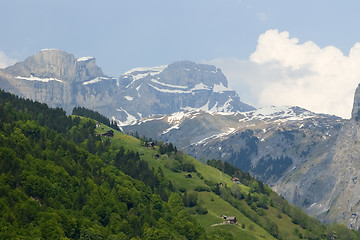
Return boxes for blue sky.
[2,0,360,118]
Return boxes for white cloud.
[204,29,360,119]
[0,51,16,69]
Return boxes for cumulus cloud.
[205,29,360,119]
[0,51,16,69]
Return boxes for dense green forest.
[0,90,359,239]
[0,91,208,239]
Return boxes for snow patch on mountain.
[240,106,317,122]
[40,49,58,52]
[135,84,142,94]
[117,108,138,126]
[137,116,165,125]
[124,96,134,101]
[167,112,187,124]
[124,65,167,76]
[15,75,64,83]
[195,127,237,146]
[213,82,232,93]
[160,111,204,135]
[122,65,167,83]
[77,56,94,62]
[162,125,180,134]
[150,79,188,89]
[148,83,192,94]
[191,83,211,91]
[82,76,114,85]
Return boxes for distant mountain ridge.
[125,85,360,230]
[0,50,254,125]
[0,49,118,115]
[123,105,341,149]
[117,60,254,124]
[124,105,360,228]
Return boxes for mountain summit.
[117,61,254,124]
[7,49,106,83]
[0,50,253,124]
[0,49,117,114]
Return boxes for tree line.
[72,106,120,131]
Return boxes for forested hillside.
[0,90,359,239]
[0,90,207,239]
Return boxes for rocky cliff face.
[0,49,118,114]
[4,49,105,83]
[280,119,360,228]
[0,50,253,124]
[352,83,360,119]
[117,61,254,124]
[285,85,360,229]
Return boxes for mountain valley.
[1,89,359,239]
[2,49,360,233]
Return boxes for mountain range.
[1,49,360,230]
[0,49,253,125]
[126,87,360,230]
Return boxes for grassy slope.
[95,124,312,240]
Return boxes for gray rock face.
[125,84,360,229]
[0,49,117,114]
[124,106,360,228]
[352,83,360,119]
[284,84,360,229]
[158,61,226,87]
[280,119,360,228]
[0,50,253,125]
[9,50,103,82]
[117,61,254,124]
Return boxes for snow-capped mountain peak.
[240,106,319,122]
[116,60,254,124]
[120,65,167,88]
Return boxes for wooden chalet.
[231,177,240,184]
[225,216,237,224]
[220,215,237,224]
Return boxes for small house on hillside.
[147,142,155,148]
[96,122,101,128]
[220,215,237,224]
[231,177,240,184]
[101,130,114,137]
[225,216,237,224]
